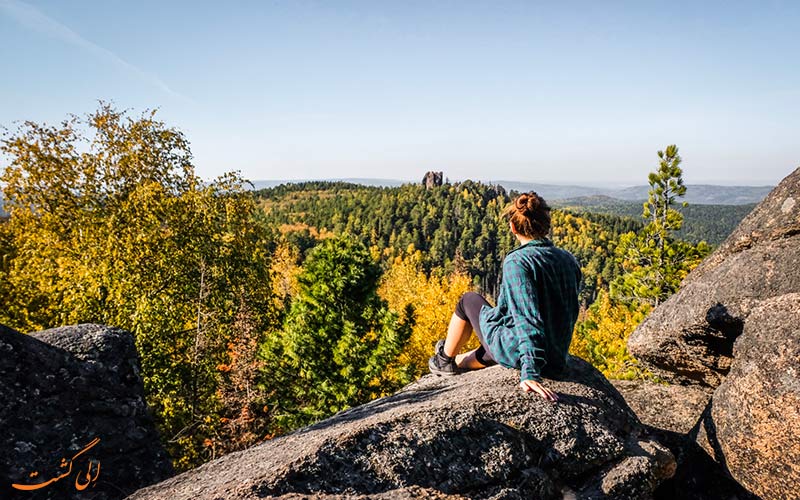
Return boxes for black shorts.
[454,292,497,365]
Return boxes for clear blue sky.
[1,0,798,186]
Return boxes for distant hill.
[256,180,658,301]
[553,195,756,246]
[607,184,772,205]
[490,181,609,201]
[249,178,772,206]
[249,178,406,191]
[492,181,772,205]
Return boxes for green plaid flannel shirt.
[479,239,582,382]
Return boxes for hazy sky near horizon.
[1,0,798,187]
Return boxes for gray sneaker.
[428,340,461,376]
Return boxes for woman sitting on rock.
[429,191,582,402]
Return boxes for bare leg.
[443,313,489,371]
[443,313,472,357]
[455,349,488,370]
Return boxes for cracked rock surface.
[610,380,710,434]
[626,167,800,499]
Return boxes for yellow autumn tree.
[0,104,279,469]
[379,247,475,380]
[268,240,300,310]
[569,290,652,380]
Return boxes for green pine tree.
[644,144,688,243]
[611,145,710,306]
[259,236,413,433]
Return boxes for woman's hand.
[519,379,559,402]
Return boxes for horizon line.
[242,177,777,189]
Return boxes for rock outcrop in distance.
[625,167,800,500]
[127,358,675,500]
[0,324,173,500]
[422,171,444,189]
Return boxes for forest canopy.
[1,106,717,469]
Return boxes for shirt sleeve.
[503,256,547,382]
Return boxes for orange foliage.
[569,290,653,380]
[379,248,475,379]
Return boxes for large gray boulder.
[695,293,800,500]
[127,357,674,500]
[628,167,800,387]
[0,323,173,499]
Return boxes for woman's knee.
[455,291,488,322]
[457,291,481,308]
[454,294,469,320]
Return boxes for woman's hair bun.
[504,191,551,238]
[520,193,540,215]
[515,192,545,215]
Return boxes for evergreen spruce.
[259,236,413,432]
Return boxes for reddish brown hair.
[502,191,551,238]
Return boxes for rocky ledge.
[624,167,800,500]
[127,357,674,500]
